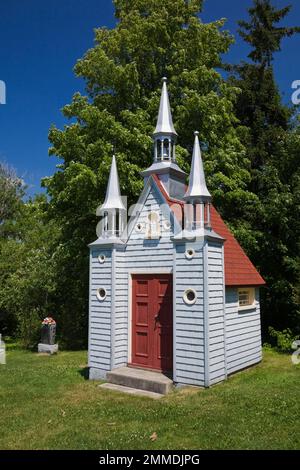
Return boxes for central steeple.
[153,77,177,163]
[153,77,177,162]
[141,77,186,199]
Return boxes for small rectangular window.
[238,288,255,309]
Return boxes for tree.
[0,163,25,336]
[42,0,256,347]
[231,0,300,336]
[0,195,60,346]
[238,0,300,67]
[230,1,299,175]
[0,162,24,237]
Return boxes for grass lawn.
[0,344,299,450]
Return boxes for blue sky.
[0,0,299,196]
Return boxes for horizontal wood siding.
[175,242,205,386]
[113,187,175,368]
[114,249,127,367]
[207,242,226,385]
[225,288,262,374]
[89,249,112,372]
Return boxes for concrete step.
[99,383,163,399]
[106,367,173,395]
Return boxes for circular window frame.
[183,288,197,305]
[163,220,171,231]
[185,248,195,260]
[96,288,107,302]
[98,254,106,264]
[135,222,144,233]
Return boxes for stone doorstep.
[99,383,163,400]
[106,366,173,395]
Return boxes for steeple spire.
[184,132,211,201]
[100,155,125,211]
[184,132,212,232]
[140,77,187,200]
[98,155,126,239]
[152,77,177,163]
[154,77,178,136]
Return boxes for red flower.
[42,317,56,326]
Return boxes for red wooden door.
[131,274,173,372]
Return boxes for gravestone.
[0,334,6,365]
[38,318,58,354]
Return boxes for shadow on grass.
[79,366,89,380]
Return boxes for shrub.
[269,327,300,353]
[17,308,41,350]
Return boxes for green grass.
[0,344,299,450]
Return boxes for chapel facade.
[88,78,265,388]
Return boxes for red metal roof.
[209,206,265,287]
[153,175,265,287]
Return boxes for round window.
[185,248,195,260]
[135,223,143,233]
[163,220,171,230]
[98,254,106,264]
[183,289,197,305]
[96,288,107,301]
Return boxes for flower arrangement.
[42,317,56,326]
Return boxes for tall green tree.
[231,0,300,336]
[0,195,60,345]
[0,162,25,335]
[233,0,299,174]
[0,162,24,237]
[238,0,300,66]
[43,0,256,347]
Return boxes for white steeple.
[140,77,187,200]
[184,132,211,202]
[100,155,126,211]
[152,77,177,163]
[98,155,126,239]
[154,77,178,137]
[184,132,212,232]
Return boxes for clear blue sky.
[0,0,299,196]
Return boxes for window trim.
[183,288,197,306]
[185,248,195,260]
[238,287,256,311]
[98,254,106,264]
[96,288,107,302]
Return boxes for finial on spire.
[153,77,177,136]
[184,132,211,201]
